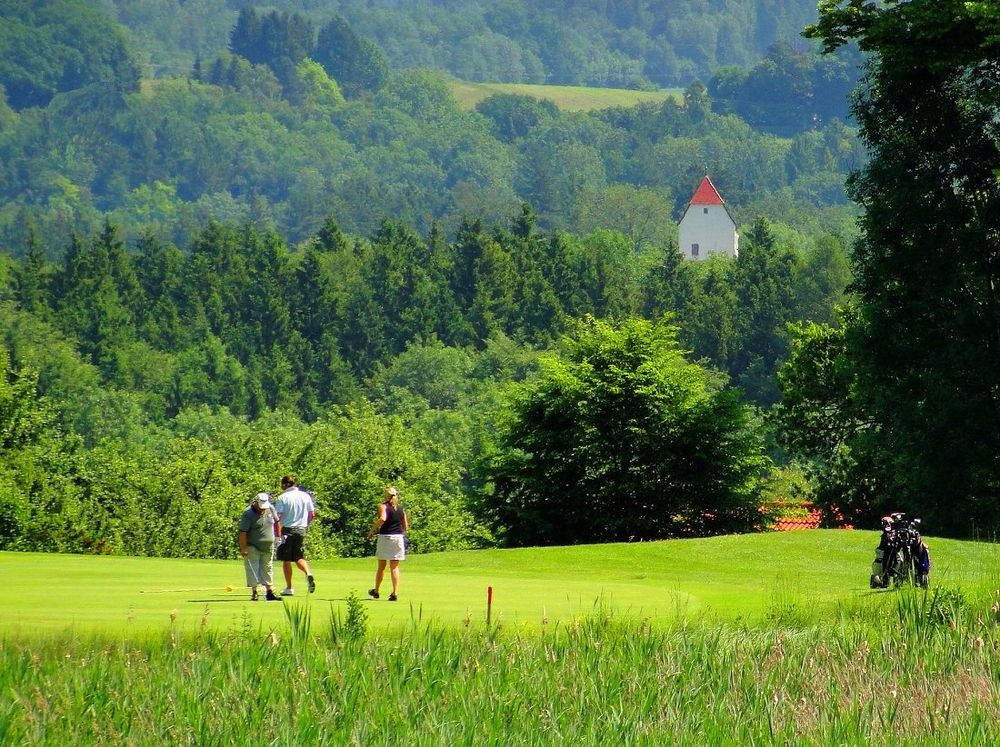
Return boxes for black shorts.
[276,532,306,562]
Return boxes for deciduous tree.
[488,316,770,545]
[804,0,1000,535]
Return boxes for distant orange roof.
[773,511,821,531]
[689,176,725,205]
[768,500,855,531]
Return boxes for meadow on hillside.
[448,80,683,111]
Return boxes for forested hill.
[2,2,996,552]
[102,0,823,89]
[0,0,862,255]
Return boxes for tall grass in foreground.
[2,587,998,746]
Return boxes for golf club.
[244,553,264,589]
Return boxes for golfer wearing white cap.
[238,492,282,601]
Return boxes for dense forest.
[96,0,829,89]
[0,0,863,252]
[1,1,996,555]
[0,206,846,554]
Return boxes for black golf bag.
[870,512,930,589]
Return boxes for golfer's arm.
[403,511,410,533]
[274,519,282,538]
[238,531,249,555]
[368,507,385,537]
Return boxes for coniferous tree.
[731,216,799,404]
[14,228,49,316]
[314,15,389,97]
[641,240,687,320]
[133,233,185,350]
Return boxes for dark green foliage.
[229,8,314,92]
[799,0,1000,537]
[13,227,49,316]
[0,0,866,251]
[314,15,389,97]
[488,316,771,545]
[204,50,283,99]
[475,94,558,143]
[0,191,855,556]
[709,41,860,135]
[729,217,800,405]
[0,0,140,110]
[0,41,861,253]
[772,313,881,526]
[50,222,140,370]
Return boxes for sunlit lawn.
[3,530,994,638]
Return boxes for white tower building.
[678,175,739,260]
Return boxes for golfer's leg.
[374,559,387,592]
[297,558,311,577]
[257,548,273,589]
[389,560,400,594]
[283,560,293,589]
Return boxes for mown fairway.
[3,530,996,638]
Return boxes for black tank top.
[380,502,405,535]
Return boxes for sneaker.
[368,588,379,599]
[307,575,315,594]
[280,588,294,596]
[251,589,259,601]
[388,593,398,602]
[265,590,281,601]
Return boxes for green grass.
[448,79,682,111]
[2,532,998,744]
[3,530,996,638]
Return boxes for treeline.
[5,210,849,420]
[0,210,847,556]
[0,0,865,254]
[102,0,831,91]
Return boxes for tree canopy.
[486,316,771,546]
[789,0,1000,536]
[0,0,140,110]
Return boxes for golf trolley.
[870,512,930,589]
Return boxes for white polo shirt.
[275,486,315,529]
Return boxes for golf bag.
[870,512,930,589]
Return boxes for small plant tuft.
[283,601,312,642]
[329,591,368,643]
[925,586,965,627]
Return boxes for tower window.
[691,243,699,257]
[703,207,709,214]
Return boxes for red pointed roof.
[689,176,725,205]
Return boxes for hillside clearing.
[448,80,683,111]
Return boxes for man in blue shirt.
[274,474,316,596]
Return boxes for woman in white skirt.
[367,485,410,601]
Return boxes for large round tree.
[486,316,771,546]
